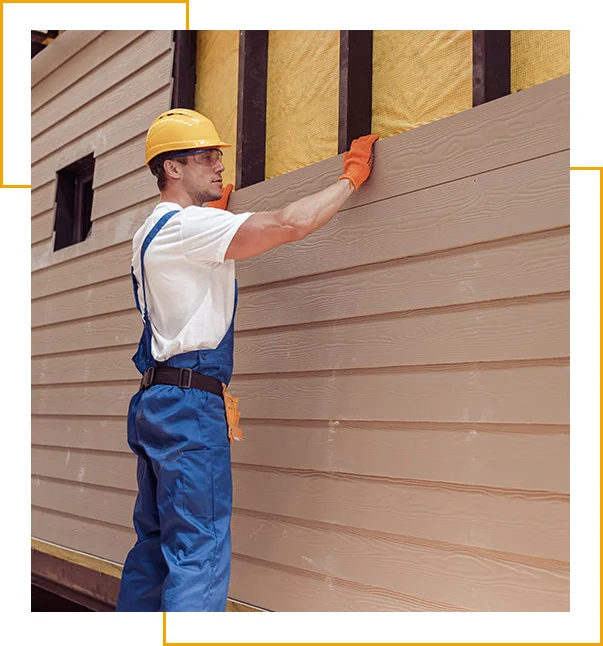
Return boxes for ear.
[163,158,181,181]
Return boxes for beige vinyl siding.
[31,45,569,612]
[229,73,570,611]
[31,29,173,578]
[31,31,104,89]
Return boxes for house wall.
[31,28,174,572]
[223,74,570,611]
[31,30,569,612]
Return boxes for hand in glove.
[339,134,379,190]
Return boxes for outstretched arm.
[224,134,379,261]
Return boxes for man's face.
[166,149,225,206]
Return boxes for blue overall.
[116,210,236,612]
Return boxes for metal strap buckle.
[141,367,155,389]
[179,368,193,389]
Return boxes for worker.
[115,108,378,612]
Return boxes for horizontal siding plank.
[231,512,568,611]
[230,554,464,611]
[31,89,168,193]
[31,294,568,384]
[32,346,139,385]
[31,210,54,245]
[94,133,147,189]
[32,51,173,165]
[32,415,129,453]
[32,507,133,565]
[235,293,569,373]
[236,229,569,331]
[30,451,569,561]
[33,477,135,528]
[32,446,136,491]
[31,31,104,88]
[32,183,55,218]
[228,75,569,217]
[92,167,158,221]
[236,151,569,288]
[32,242,132,301]
[31,360,568,423]
[32,277,133,329]
[32,31,166,135]
[32,311,139,357]
[234,419,569,493]
[230,360,569,424]
[31,229,568,329]
[232,467,568,561]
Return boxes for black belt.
[139,366,223,397]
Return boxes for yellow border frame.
[1,0,189,188]
[16,12,600,642]
[162,167,601,643]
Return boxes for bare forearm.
[280,178,354,239]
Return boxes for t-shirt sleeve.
[180,206,254,264]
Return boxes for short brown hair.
[149,151,189,191]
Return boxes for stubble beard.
[190,182,221,207]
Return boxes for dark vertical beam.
[236,31,268,189]
[171,30,197,109]
[338,30,373,154]
[472,30,511,106]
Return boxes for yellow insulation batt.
[511,30,570,93]
[372,30,473,139]
[195,30,239,188]
[265,30,339,180]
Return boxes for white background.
[2,1,599,644]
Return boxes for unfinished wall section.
[265,30,339,180]
[511,30,570,93]
[372,30,473,138]
[195,30,239,187]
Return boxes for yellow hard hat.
[145,108,231,165]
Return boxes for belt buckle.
[141,367,155,389]
[179,368,193,389]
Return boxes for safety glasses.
[168,148,224,165]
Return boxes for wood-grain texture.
[31,38,569,614]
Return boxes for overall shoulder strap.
[131,209,180,317]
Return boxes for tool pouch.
[223,384,243,445]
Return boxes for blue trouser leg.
[118,386,233,612]
[154,442,233,611]
[116,456,169,611]
[116,393,168,611]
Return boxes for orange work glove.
[339,134,379,190]
[206,183,234,210]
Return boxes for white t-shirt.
[131,201,253,361]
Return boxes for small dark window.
[53,154,95,251]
